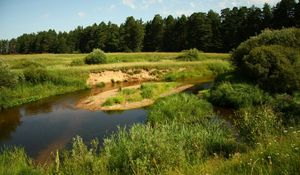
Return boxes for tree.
[105,22,120,52]
[207,10,223,52]
[187,12,212,51]
[119,16,144,52]
[173,15,188,51]
[273,0,297,28]
[143,14,164,51]
[295,1,300,26]
[162,15,176,51]
[262,3,273,28]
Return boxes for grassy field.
[0,51,299,175]
[0,52,231,110]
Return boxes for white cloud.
[122,0,136,9]
[78,11,86,18]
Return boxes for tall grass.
[148,93,213,124]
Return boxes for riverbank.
[0,52,232,110]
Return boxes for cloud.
[78,11,86,18]
[122,0,136,9]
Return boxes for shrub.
[0,59,18,88]
[84,49,108,64]
[103,121,237,174]
[232,28,300,93]
[242,45,300,93]
[102,96,125,106]
[208,82,269,109]
[233,106,280,145]
[270,94,300,124]
[0,147,44,175]
[176,48,204,61]
[57,136,107,175]
[148,93,213,124]
[232,28,300,67]
[70,58,85,66]
[23,67,53,84]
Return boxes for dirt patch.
[76,84,193,111]
[87,69,163,86]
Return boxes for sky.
[0,0,281,40]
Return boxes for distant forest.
[1,0,300,54]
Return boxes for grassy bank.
[0,52,231,110]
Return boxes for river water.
[0,78,214,163]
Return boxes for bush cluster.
[234,106,280,145]
[208,82,269,109]
[176,48,204,61]
[84,49,108,64]
[0,59,18,88]
[232,28,300,93]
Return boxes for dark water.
[0,78,214,163]
[0,82,147,163]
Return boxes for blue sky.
[0,0,281,39]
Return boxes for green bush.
[85,49,108,64]
[209,82,269,109]
[234,106,280,145]
[23,67,53,84]
[242,45,300,93]
[148,93,213,124]
[0,59,18,88]
[103,121,237,174]
[270,94,300,124]
[70,58,85,66]
[176,48,204,61]
[232,28,300,67]
[232,28,300,93]
[0,147,44,175]
[56,136,107,175]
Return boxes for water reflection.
[0,108,21,140]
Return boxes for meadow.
[0,28,299,175]
[0,52,230,110]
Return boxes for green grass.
[102,82,178,106]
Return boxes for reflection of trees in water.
[23,101,53,116]
[0,109,21,140]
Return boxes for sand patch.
[77,84,193,111]
[87,69,162,86]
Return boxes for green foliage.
[0,147,45,175]
[0,59,18,88]
[232,28,300,93]
[242,45,300,93]
[234,106,280,145]
[102,96,125,106]
[209,82,269,109]
[209,129,300,175]
[70,58,85,66]
[176,48,204,61]
[56,136,107,175]
[11,60,45,69]
[270,93,300,124]
[84,49,108,64]
[23,67,53,84]
[148,93,213,124]
[103,121,237,174]
[233,28,300,67]
[96,82,105,88]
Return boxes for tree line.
[1,0,300,54]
